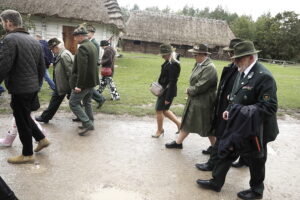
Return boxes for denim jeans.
[0,85,5,94]
[40,69,55,91]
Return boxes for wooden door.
[62,26,77,54]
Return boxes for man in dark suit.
[196,41,279,200]
[195,38,244,171]
[69,24,99,136]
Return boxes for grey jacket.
[53,48,73,95]
[0,28,45,94]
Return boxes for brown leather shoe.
[34,138,50,152]
[7,155,35,164]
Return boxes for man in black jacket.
[0,9,50,164]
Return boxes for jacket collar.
[7,28,29,35]
[234,62,258,94]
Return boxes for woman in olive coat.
[165,44,218,149]
[152,44,181,138]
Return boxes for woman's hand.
[165,101,170,105]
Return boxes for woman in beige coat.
[165,44,218,150]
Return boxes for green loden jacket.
[70,39,99,90]
[181,58,218,136]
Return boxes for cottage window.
[133,40,141,45]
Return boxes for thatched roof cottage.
[0,0,125,54]
[122,11,235,58]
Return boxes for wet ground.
[0,112,299,200]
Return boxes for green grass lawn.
[34,51,300,117]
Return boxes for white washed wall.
[27,16,119,56]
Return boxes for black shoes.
[35,116,49,123]
[202,146,213,155]
[165,141,183,149]
[72,117,81,122]
[237,189,263,200]
[195,163,213,171]
[78,125,94,136]
[196,179,221,192]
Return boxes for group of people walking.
[0,9,120,160]
[153,39,278,199]
[0,8,279,200]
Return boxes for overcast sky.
[117,0,299,20]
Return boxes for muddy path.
[0,112,299,200]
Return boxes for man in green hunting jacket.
[69,24,99,136]
[197,41,279,200]
[86,24,106,109]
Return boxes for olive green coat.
[70,39,99,90]
[53,48,73,95]
[181,58,218,136]
[229,61,279,143]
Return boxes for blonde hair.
[169,52,180,64]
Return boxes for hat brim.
[188,49,211,55]
[231,50,261,59]
[49,44,59,48]
[72,32,88,36]
[160,52,172,55]
[222,47,234,52]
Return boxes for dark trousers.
[207,139,220,167]
[11,93,45,156]
[41,91,65,120]
[92,88,105,103]
[212,141,267,195]
[0,176,18,200]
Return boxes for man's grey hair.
[0,9,23,27]
[57,41,65,49]
[253,54,258,61]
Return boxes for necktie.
[231,72,244,95]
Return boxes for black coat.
[158,60,181,102]
[0,28,45,94]
[213,63,238,137]
[218,104,262,158]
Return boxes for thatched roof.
[122,11,235,47]
[0,0,125,31]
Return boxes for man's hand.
[223,111,229,120]
[165,100,170,105]
[75,87,81,93]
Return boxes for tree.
[145,6,160,13]
[230,15,256,41]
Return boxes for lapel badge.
[242,86,253,90]
[263,94,270,102]
[247,72,254,79]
